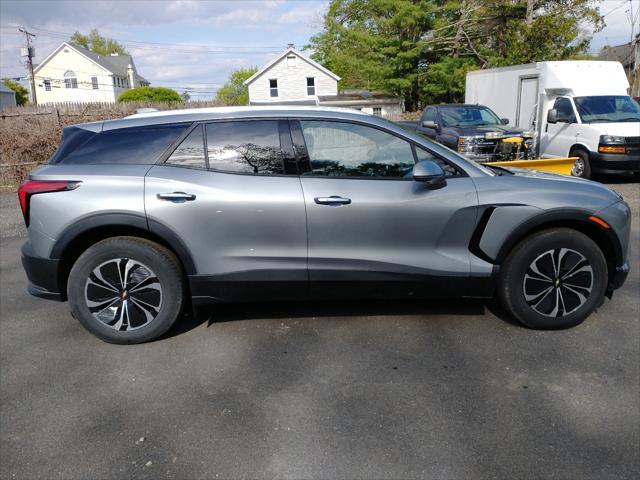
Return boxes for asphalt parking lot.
[1,177,639,480]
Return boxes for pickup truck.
[399,104,534,162]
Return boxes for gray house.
[0,82,17,109]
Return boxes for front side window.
[206,121,284,175]
[373,107,382,117]
[553,97,575,122]
[269,79,278,97]
[299,120,414,178]
[306,77,315,96]
[43,79,51,91]
[91,76,98,90]
[64,70,77,89]
[60,124,188,165]
[414,146,461,177]
[421,108,437,123]
[166,125,206,168]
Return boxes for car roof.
[92,106,371,131]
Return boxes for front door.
[145,120,307,302]
[540,96,580,158]
[291,119,479,298]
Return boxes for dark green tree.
[117,86,182,103]
[215,67,258,105]
[2,78,29,105]
[70,29,128,55]
[309,0,604,106]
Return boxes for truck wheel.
[68,237,185,344]
[570,150,592,179]
[498,228,607,330]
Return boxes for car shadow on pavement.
[163,297,522,339]
[594,172,640,184]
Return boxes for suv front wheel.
[498,228,607,329]
[68,237,185,344]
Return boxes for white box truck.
[465,61,640,178]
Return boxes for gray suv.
[19,107,631,344]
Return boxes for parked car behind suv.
[20,107,630,343]
[399,104,534,161]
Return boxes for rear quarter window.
[57,123,189,165]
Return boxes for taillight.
[17,180,80,227]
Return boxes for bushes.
[0,100,222,187]
[118,87,182,103]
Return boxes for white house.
[32,42,149,104]
[244,45,403,117]
[244,45,340,104]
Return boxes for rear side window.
[49,126,97,164]
[59,124,188,165]
[165,125,206,168]
[205,121,284,175]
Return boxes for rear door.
[291,119,479,298]
[144,119,308,302]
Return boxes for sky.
[0,0,637,100]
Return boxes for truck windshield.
[439,106,502,127]
[574,95,640,123]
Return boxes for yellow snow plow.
[485,157,577,176]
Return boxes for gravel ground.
[1,177,638,479]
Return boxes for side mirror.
[500,118,509,125]
[413,160,446,189]
[421,120,438,129]
[547,109,558,124]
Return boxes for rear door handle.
[157,192,196,202]
[314,196,351,206]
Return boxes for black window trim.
[289,117,468,181]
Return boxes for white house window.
[91,76,98,90]
[269,79,278,97]
[373,107,382,117]
[43,79,51,91]
[306,77,315,96]
[112,76,116,86]
[286,54,296,67]
[64,70,78,89]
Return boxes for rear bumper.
[591,151,640,173]
[21,242,64,301]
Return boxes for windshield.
[439,106,502,127]
[574,95,640,123]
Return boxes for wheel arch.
[569,143,591,156]
[493,210,622,291]
[51,213,196,300]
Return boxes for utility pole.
[18,27,37,105]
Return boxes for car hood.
[446,125,524,137]
[588,122,640,137]
[498,166,623,203]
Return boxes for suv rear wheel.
[498,228,607,329]
[68,237,185,344]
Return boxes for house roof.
[243,48,341,86]
[34,42,149,84]
[0,83,15,94]
[599,42,636,67]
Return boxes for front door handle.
[157,192,196,202]
[314,196,351,206]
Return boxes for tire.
[68,237,185,344]
[498,228,607,330]
[570,149,592,179]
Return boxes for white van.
[465,61,640,178]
